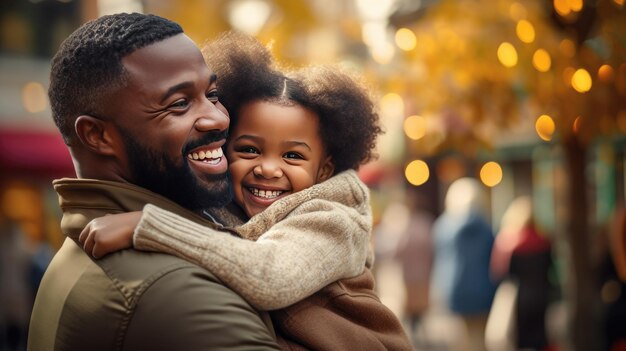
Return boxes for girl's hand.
[78,211,142,259]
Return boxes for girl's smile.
[226,100,333,218]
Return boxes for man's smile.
[187,147,224,164]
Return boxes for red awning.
[0,128,75,177]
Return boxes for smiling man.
[28,13,280,350]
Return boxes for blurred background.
[1,0,625,350]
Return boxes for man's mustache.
[183,130,229,155]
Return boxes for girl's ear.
[317,156,335,182]
[74,115,118,156]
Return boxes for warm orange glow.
[554,0,571,16]
[497,42,518,68]
[554,0,583,15]
[436,157,466,184]
[559,39,576,58]
[536,114,556,141]
[532,49,551,72]
[614,0,625,7]
[569,0,583,12]
[516,20,535,43]
[563,67,576,86]
[598,64,615,83]
[403,115,427,140]
[479,162,503,187]
[405,160,430,186]
[509,2,527,20]
[395,28,417,51]
[571,68,592,93]
[573,116,581,134]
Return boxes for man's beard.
[120,131,233,212]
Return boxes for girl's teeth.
[250,188,282,199]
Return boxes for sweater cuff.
[133,204,208,259]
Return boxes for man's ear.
[317,156,335,182]
[74,115,117,156]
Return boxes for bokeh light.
[598,64,615,83]
[21,82,47,113]
[536,114,556,141]
[380,92,405,117]
[370,41,395,64]
[554,0,582,16]
[395,28,417,51]
[479,161,503,187]
[571,68,592,93]
[497,42,518,68]
[532,49,551,72]
[405,160,430,186]
[569,0,583,12]
[516,20,535,43]
[554,0,571,16]
[509,2,527,21]
[403,115,427,140]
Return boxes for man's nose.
[194,102,229,132]
[253,161,283,179]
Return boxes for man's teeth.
[188,148,223,162]
[250,188,283,199]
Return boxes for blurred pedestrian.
[394,191,434,347]
[0,217,32,351]
[490,196,552,351]
[431,177,497,351]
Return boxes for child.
[79,31,412,350]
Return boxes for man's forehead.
[122,34,201,67]
[120,34,210,90]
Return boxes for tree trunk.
[562,135,597,351]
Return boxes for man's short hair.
[49,13,183,145]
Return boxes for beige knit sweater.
[133,170,374,310]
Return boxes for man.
[28,13,280,350]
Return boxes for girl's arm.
[134,199,371,310]
[78,211,141,258]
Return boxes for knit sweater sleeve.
[134,196,371,310]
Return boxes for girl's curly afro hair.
[203,31,383,174]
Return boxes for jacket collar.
[53,178,220,240]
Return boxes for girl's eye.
[170,99,189,109]
[283,152,303,160]
[206,90,219,103]
[237,146,259,154]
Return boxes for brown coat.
[274,268,413,351]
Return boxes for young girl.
[79,31,412,350]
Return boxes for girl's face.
[226,100,334,218]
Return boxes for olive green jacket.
[28,178,280,351]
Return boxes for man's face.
[106,34,232,210]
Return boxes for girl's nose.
[253,162,283,179]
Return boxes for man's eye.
[284,152,303,160]
[170,99,189,109]
[206,90,219,103]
